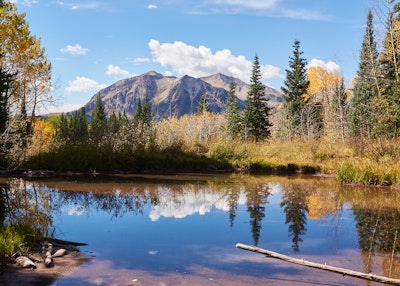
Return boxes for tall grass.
[0,225,32,271]
[24,114,400,186]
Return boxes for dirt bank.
[0,242,90,286]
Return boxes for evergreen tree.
[378,1,400,89]
[333,78,348,143]
[225,79,241,139]
[67,107,88,144]
[281,40,310,139]
[0,59,12,134]
[90,96,107,144]
[76,107,88,141]
[55,113,69,144]
[108,110,120,134]
[243,55,272,141]
[141,96,152,127]
[132,98,143,127]
[197,94,209,114]
[350,10,380,138]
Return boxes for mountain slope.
[85,71,282,120]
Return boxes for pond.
[2,174,400,285]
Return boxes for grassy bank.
[22,137,400,187]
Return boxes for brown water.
[2,174,400,285]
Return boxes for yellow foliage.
[27,119,55,156]
[307,195,337,219]
[307,66,341,100]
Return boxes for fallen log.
[236,243,400,285]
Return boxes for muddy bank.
[0,240,90,286]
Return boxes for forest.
[1,1,400,187]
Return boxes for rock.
[44,256,53,267]
[15,256,36,269]
[53,248,68,257]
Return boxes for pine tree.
[132,98,143,127]
[108,110,120,134]
[281,40,310,139]
[141,96,152,127]
[225,79,241,139]
[90,96,107,144]
[0,59,12,134]
[197,94,209,114]
[76,107,88,141]
[374,1,400,136]
[350,10,380,138]
[55,113,69,144]
[243,55,272,141]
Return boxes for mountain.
[84,71,282,120]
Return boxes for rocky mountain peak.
[84,71,282,120]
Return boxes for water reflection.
[280,182,308,252]
[0,178,53,238]
[2,174,400,283]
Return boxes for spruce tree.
[350,10,380,138]
[243,55,272,141]
[76,107,88,141]
[281,40,309,139]
[0,60,12,134]
[55,113,69,144]
[133,98,143,127]
[108,110,120,134]
[197,94,209,114]
[90,96,107,144]
[375,1,400,136]
[225,79,241,139]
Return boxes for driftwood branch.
[236,243,400,285]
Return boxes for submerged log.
[236,243,400,285]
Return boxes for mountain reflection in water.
[1,174,400,285]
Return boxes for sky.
[9,0,377,114]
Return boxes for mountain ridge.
[84,71,282,120]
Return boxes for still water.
[3,174,400,285]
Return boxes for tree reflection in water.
[2,175,400,280]
[280,182,308,252]
[0,178,53,238]
[245,183,270,246]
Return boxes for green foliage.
[197,94,209,115]
[281,40,310,138]
[90,96,107,144]
[0,225,32,268]
[225,79,242,139]
[349,10,379,138]
[243,55,272,141]
[0,57,12,134]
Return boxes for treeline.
[1,1,400,184]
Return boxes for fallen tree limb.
[236,243,400,285]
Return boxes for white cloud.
[56,1,103,10]
[307,59,341,73]
[10,0,38,6]
[36,103,83,115]
[66,77,107,93]
[174,0,327,20]
[60,44,89,56]
[147,4,157,9]
[133,57,150,63]
[207,0,278,10]
[149,189,247,221]
[106,64,131,76]
[67,206,87,216]
[148,39,281,83]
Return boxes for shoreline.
[0,243,91,286]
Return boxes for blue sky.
[10,0,375,114]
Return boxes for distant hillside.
[84,71,282,120]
